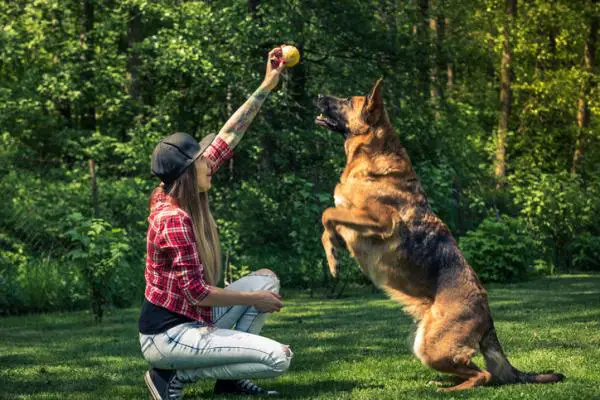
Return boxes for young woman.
[139,49,291,400]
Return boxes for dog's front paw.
[322,231,339,278]
[326,247,338,278]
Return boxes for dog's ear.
[363,78,384,122]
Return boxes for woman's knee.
[252,268,278,279]
[251,268,280,292]
[270,345,293,374]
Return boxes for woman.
[139,48,291,400]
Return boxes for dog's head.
[315,78,387,139]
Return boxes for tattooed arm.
[217,48,286,150]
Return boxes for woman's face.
[195,157,212,192]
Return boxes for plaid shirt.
[144,136,233,324]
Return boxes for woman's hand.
[261,47,287,91]
[252,290,283,313]
[214,47,286,151]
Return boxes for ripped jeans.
[139,270,292,382]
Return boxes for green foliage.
[212,173,331,288]
[66,214,131,322]
[0,233,28,314]
[510,170,599,271]
[1,0,599,313]
[415,160,459,232]
[569,233,600,271]
[0,232,86,315]
[460,215,537,282]
[0,163,147,315]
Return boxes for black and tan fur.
[315,79,564,391]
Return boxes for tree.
[495,0,517,187]
[415,0,431,100]
[430,0,446,117]
[572,0,598,174]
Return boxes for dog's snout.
[314,94,326,108]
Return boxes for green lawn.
[1,275,600,399]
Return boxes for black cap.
[151,132,216,186]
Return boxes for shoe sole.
[144,371,162,400]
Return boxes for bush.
[66,213,131,322]
[0,163,147,315]
[459,215,537,283]
[0,232,87,315]
[0,233,28,314]
[570,233,600,271]
[510,170,599,271]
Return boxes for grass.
[1,274,600,399]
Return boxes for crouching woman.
[139,49,292,400]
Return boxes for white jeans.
[139,271,292,383]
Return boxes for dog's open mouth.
[315,112,347,136]
[315,113,337,129]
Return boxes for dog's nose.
[314,94,325,107]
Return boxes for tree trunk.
[127,5,142,105]
[414,0,430,100]
[248,0,259,14]
[80,0,95,132]
[89,159,99,218]
[429,0,445,118]
[494,0,517,187]
[445,17,454,91]
[572,2,598,174]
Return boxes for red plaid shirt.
[144,136,233,324]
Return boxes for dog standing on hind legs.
[315,78,564,391]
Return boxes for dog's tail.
[480,320,564,385]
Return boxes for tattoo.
[217,86,271,149]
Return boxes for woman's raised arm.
[216,48,286,150]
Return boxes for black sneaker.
[214,379,279,396]
[144,368,185,400]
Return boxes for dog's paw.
[327,249,338,278]
[322,231,340,277]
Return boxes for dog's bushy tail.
[480,320,564,385]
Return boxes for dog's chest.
[333,184,349,207]
[333,179,369,208]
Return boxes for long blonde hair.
[151,161,222,285]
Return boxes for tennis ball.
[281,45,300,68]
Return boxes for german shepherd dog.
[315,79,564,391]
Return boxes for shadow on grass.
[199,379,368,399]
[1,275,599,399]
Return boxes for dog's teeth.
[319,113,325,119]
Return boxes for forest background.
[1,0,598,319]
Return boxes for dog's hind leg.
[420,347,491,391]
[414,315,492,391]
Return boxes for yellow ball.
[281,45,300,68]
